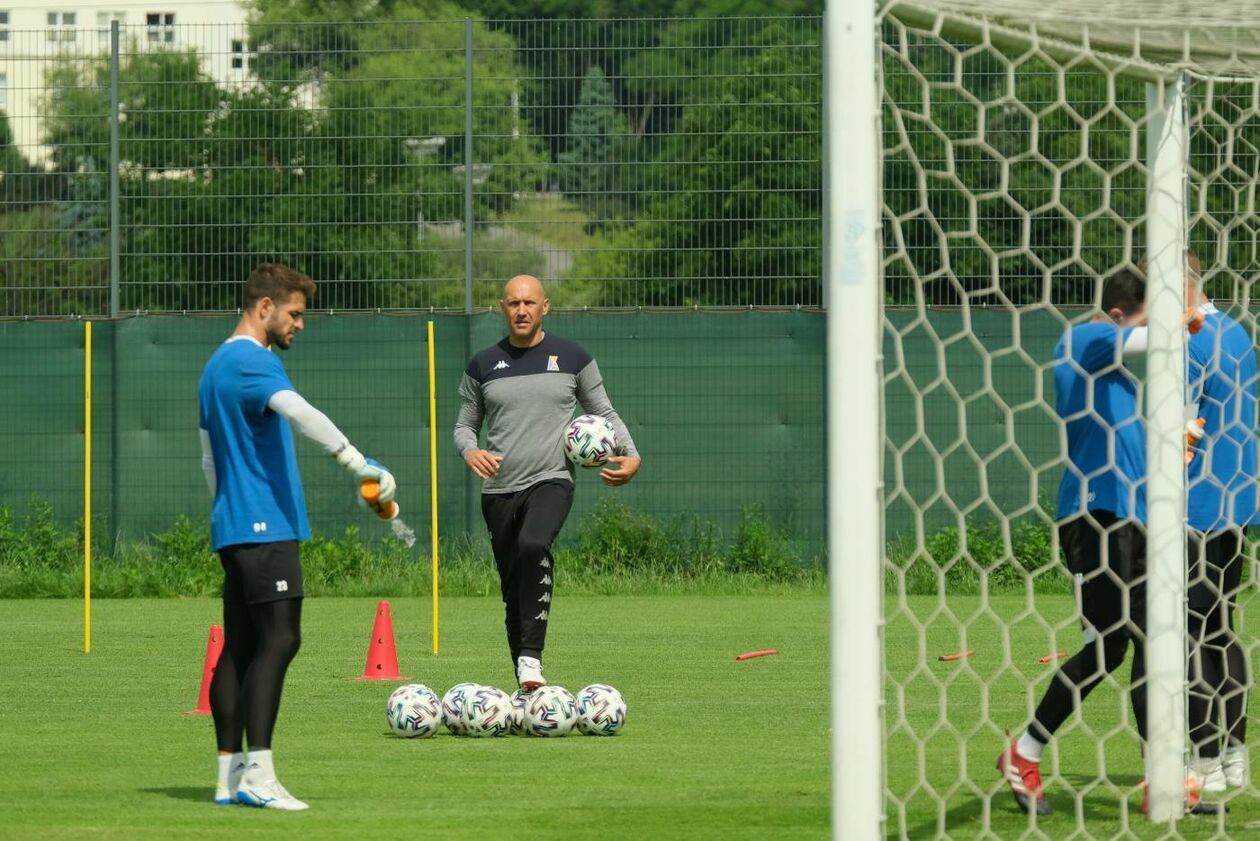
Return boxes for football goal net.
[829,0,1260,835]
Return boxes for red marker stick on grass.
[937,650,975,662]
[735,649,779,661]
[1039,652,1068,664]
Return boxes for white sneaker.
[1191,757,1227,794]
[516,656,546,692]
[214,759,246,806]
[236,770,309,811]
[1224,746,1249,789]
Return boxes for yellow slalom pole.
[428,320,439,655]
[84,320,92,654]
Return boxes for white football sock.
[1017,731,1045,763]
[248,749,275,780]
[217,754,231,788]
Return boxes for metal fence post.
[109,19,122,546]
[464,17,475,316]
[463,17,476,536]
[109,20,120,318]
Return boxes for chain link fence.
[0,17,823,315]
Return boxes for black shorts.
[1187,527,1248,619]
[219,540,304,605]
[1059,511,1146,640]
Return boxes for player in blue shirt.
[198,264,396,810]
[998,268,1153,816]
[1185,250,1256,791]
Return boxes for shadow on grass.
[893,774,1147,839]
[141,786,209,803]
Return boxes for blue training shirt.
[1187,304,1259,532]
[1054,321,1145,523]
[198,337,310,551]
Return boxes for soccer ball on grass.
[523,685,578,737]
[575,684,626,736]
[386,684,442,738]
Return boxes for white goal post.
[830,0,1260,835]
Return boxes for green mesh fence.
[0,311,827,556]
[3,307,1127,557]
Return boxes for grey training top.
[454,333,638,494]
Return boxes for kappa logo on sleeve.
[275,580,288,593]
[493,360,510,371]
[547,355,560,372]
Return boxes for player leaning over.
[997,269,1152,816]
[454,274,640,692]
[199,263,396,810]
[1184,250,1256,792]
[996,267,1206,816]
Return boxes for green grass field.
[4,592,1256,839]
[887,594,1260,839]
[0,595,828,840]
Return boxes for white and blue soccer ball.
[459,686,514,737]
[523,685,578,737]
[441,682,481,735]
[563,414,617,468]
[576,684,626,736]
[386,683,442,738]
[508,688,529,734]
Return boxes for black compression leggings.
[210,597,302,753]
[1188,530,1250,756]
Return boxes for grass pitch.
[4,591,1256,839]
[887,594,1260,839]
[0,595,828,840]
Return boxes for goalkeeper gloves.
[335,444,397,503]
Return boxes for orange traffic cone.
[185,624,224,715]
[359,600,407,680]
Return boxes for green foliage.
[0,497,821,599]
[0,204,106,315]
[35,8,549,312]
[572,23,822,306]
[885,517,1070,596]
[558,66,630,227]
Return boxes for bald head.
[503,274,546,302]
[500,274,550,348]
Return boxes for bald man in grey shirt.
[455,275,641,691]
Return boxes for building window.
[97,12,126,46]
[0,74,7,111]
[47,11,78,43]
[231,39,254,70]
[146,12,175,44]
[0,11,9,44]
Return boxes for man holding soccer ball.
[455,274,640,691]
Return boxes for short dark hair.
[243,263,316,311]
[1100,268,1145,314]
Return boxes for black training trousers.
[481,479,575,665]
[210,541,303,754]
[1187,528,1251,757]
[1032,512,1148,744]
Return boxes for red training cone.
[359,600,407,680]
[185,624,224,715]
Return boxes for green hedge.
[0,498,824,598]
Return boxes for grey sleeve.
[268,389,349,454]
[576,360,639,457]
[454,372,484,458]
[199,428,216,496]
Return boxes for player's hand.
[335,445,396,502]
[1186,305,1205,334]
[465,449,503,480]
[359,457,396,503]
[600,455,641,487]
